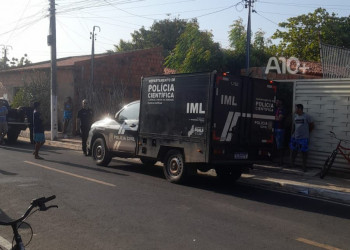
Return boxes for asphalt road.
[0,141,350,250]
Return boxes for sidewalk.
[18,129,350,205]
[19,129,82,151]
[239,165,350,205]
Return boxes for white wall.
[293,79,350,170]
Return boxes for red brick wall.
[74,47,164,103]
[0,69,49,101]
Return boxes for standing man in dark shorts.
[33,101,45,159]
[290,104,314,172]
[76,99,93,156]
[0,102,8,145]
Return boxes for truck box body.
[137,72,276,165]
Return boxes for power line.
[6,0,32,44]
[258,0,350,11]
[194,1,244,19]
[56,0,145,15]
[101,0,156,21]
[57,20,85,51]
[255,10,292,16]
[59,5,239,23]
[253,10,279,26]
[0,15,47,38]
[123,0,196,10]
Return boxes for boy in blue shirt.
[63,97,73,138]
[290,104,314,172]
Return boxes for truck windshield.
[116,102,140,123]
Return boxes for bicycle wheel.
[320,150,337,179]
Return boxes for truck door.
[113,101,140,154]
[211,74,276,162]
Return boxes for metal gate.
[293,78,350,171]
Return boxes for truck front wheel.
[92,138,112,166]
[163,150,187,183]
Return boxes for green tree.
[228,18,247,54]
[0,54,31,70]
[9,54,32,67]
[227,19,272,73]
[164,23,224,73]
[114,18,191,56]
[12,72,50,129]
[272,8,350,61]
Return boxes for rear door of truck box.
[210,75,276,164]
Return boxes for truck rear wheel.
[163,150,187,183]
[215,167,242,182]
[92,138,112,166]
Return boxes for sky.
[0,0,349,64]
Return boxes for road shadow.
[108,160,165,179]
[108,160,350,220]
[0,209,13,223]
[0,142,66,155]
[0,169,17,176]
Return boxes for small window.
[116,102,140,123]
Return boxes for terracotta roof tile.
[2,54,108,72]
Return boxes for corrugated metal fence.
[293,78,350,171]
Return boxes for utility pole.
[90,26,100,96]
[0,45,12,69]
[48,0,58,140]
[245,0,255,76]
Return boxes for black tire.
[320,151,337,179]
[140,157,157,166]
[163,150,187,183]
[6,128,20,144]
[215,167,242,182]
[92,138,112,166]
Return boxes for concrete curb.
[239,174,350,205]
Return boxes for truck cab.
[0,98,30,143]
[87,101,140,166]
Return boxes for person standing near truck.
[0,103,8,145]
[33,101,45,159]
[25,104,34,144]
[63,96,73,138]
[274,99,285,165]
[76,99,93,156]
[290,104,314,172]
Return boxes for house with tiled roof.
[0,47,164,131]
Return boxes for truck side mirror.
[116,114,126,124]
